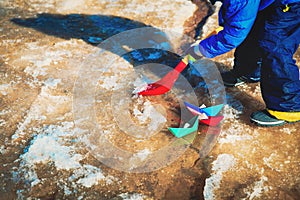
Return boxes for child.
[187,0,300,126]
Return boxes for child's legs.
[259,3,300,112]
[232,9,266,78]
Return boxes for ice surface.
[203,154,236,200]
[133,98,167,130]
[132,76,149,94]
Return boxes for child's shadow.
[11,13,185,68]
[12,13,148,45]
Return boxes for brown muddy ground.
[1,0,300,200]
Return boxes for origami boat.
[184,102,224,126]
[199,116,224,126]
[168,116,199,138]
[184,102,223,116]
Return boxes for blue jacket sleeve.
[199,0,261,58]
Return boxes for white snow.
[132,76,149,94]
[56,0,84,12]
[0,145,6,154]
[63,185,72,196]
[98,0,196,33]
[243,176,269,200]
[223,94,243,120]
[132,98,167,131]
[203,154,236,200]
[263,153,285,172]
[99,75,121,90]
[132,148,152,162]
[44,78,61,88]
[280,127,296,135]
[218,134,253,145]
[0,83,10,95]
[128,148,153,171]
[119,193,148,200]
[75,165,106,188]
[148,40,171,51]
[11,86,71,141]
[14,122,117,196]
[20,133,83,170]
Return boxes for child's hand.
[185,42,204,63]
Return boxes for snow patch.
[218,134,253,145]
[203,154,236,200]
[132,76,148,94]
[14,122,116,195]
[0,145,6,154]
[20,133,83,170]
[75,165,106,187]
[100,75,121,90]
[223,94,243,120]
[11,84,71,141]
[57,0,84,12]
[131,148,152,162]
[103,0,196,32]
[132,98,167,131]
[263,153,284,172]
[243,175,269,200]
[0,83,9,95]
[119,193,148,200]
[280,127,296,135]
[44,78,61,88]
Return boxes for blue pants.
[232,8,265,79]
[233,2,300,112]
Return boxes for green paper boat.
[168,116,199,138]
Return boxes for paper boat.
[199,116,224,126]
[168,116,199,138]
[184,102,224,126]
[184,102,208,119]
[202,104,224,116]
[184,102,223,116]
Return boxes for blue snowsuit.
[200,0,300,112]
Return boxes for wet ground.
[1,0,300,199]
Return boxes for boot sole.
[250,118,286,127]
[223,80,246,87]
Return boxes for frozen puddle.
[112,81,167,139]
[72,27,199,172]
[74,65,195,172]
[79,61,191,172]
